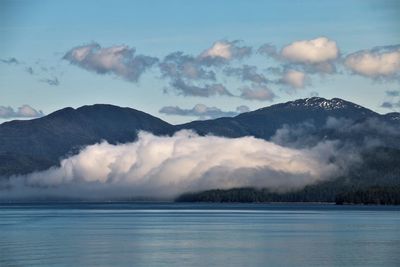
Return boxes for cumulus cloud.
[160,40,251,80]
[280,69,309,89]
[159,104,250,119]
[1,131,341,200]
[0,105,44,119]
[344,45,400,80]
[159,40,252,96]
[259,37,339,74]
[199,40,252,64]
[224,65,269,84]
[281,37,339,64]
[201,41,232,59]
[239,83,276,101]
[63,43,158,82]
[169,79,233,97]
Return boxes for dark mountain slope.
[176,146,400,204]
[178,97,380,139]
[0,104,173,175]
[383,112,400,122]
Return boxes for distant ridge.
[177,97,390,138]
[0,97,399,177]
[0,104,174,176]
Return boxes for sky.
[1,0,400,124]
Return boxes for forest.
[176,147,400,205]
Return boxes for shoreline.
[0,200,399,207]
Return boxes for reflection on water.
[0,203,399,267]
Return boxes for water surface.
[0,203,399,267]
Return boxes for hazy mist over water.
[1,130,346,200]
[1,203,399,267]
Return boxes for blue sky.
[1,0,399,123]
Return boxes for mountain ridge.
[0,97,399,177]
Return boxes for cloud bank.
[0,105,44,119]
[1,131,341,200]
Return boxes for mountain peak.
[255,97,372,115]
[286,97,365,111]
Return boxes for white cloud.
[159,40,251,96]
[201,41,232,59]
[200,40,252,63]
[344,46,400,79]
[0,105,44,119]
[281,37,339,64]
[2,131,340,200]
[63,43,158,82]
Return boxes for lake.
[0,203,399,267]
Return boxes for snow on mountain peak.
[287,97,363,110]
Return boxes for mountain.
[384,112,400,122]
[0,97,400,197]
[177,97,382,139]
[0,104,173,176]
